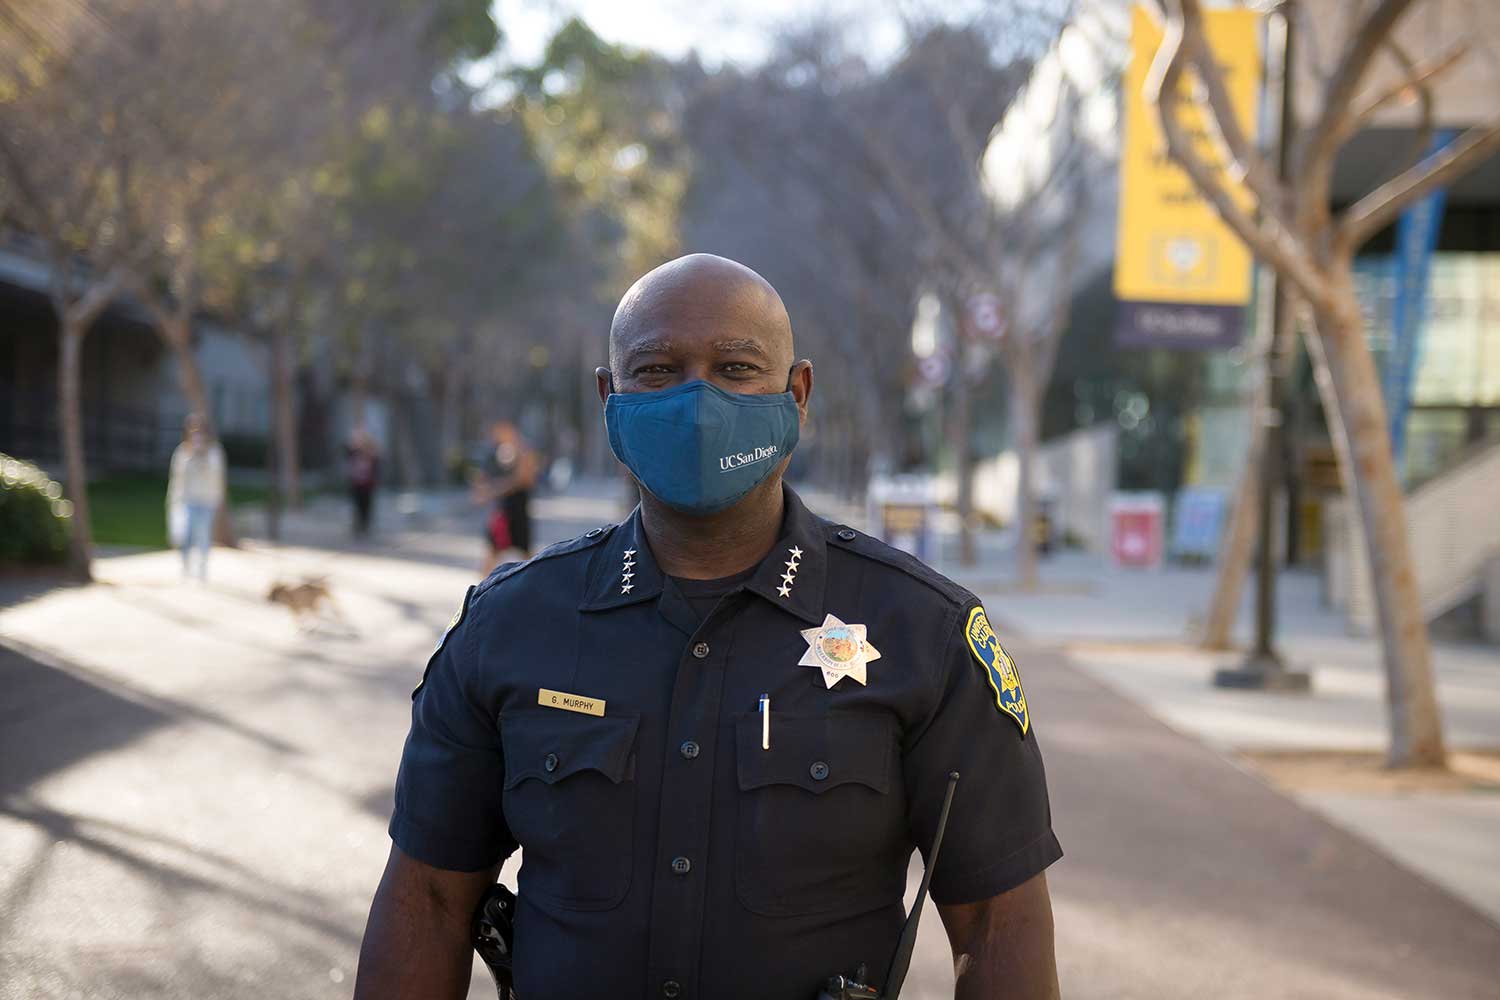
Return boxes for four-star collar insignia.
[799,613,880,689]
[620,549,637,594]
[777,545,804,598]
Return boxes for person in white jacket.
[166,413,226,580]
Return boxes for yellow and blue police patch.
[965,606,1029,736]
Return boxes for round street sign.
[918,355,951,386]
[967,293,1004,340]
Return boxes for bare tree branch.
[1149,0,1330,310]
[1348,40,1467,134]
[1177,0,1288,224]
[1339,119,1500,251]
[1037,197,1085,381]
[1297,0,1419,219]
[1381,40,1436,175]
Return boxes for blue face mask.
[605,376,802,515]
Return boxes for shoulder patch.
[414,585,474,699]
[825,523,972,607]
[964,606,1029,736]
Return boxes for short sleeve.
[389,589,517,872]
[902,602,1061,905]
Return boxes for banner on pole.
[1114,5,1262,349]
[1385,131,1454,467]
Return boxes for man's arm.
[937,871,1059,1000]
[353,845,499,1000]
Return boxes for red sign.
[1109,496,1164,569]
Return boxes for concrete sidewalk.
[956,549,1500,928]
[6,530,1499,998]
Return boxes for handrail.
[1343,435,1500,631]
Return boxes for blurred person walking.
[166,413,225,581]
[478,420,537,568]
[346,426,381,539]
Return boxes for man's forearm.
[942,873,1060,1000]
[354,849,491,1000]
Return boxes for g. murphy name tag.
[538,688,606,717]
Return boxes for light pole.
[1213,0,1310,691]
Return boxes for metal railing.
[1338,435,1500,632]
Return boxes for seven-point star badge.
[798,613,881,689]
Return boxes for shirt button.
[671,856,692,875]
[585,526,604,538]
[836,527,857,541]
[543,753,559,773]
[679,740,700,760]
[810,761,830,781]
[692,641,710,659]
[662,980,682,998]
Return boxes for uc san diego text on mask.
[719,445,779,472]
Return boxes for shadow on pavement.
[0,568,86,612]
[0,639,172,797]
[0,636,298,768]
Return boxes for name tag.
[538,688,606,717]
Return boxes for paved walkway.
[3,491,1498,997]
[955,547,1500,927]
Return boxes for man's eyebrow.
[623,338,675,359]
[712,339,770,358]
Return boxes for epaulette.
[474,523,618,601]
[823,522,974,607]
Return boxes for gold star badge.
[798,613,881,689]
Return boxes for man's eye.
[636,366,673,375]
[720,363,754,374]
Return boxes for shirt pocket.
[501,710,639,911]
[733,710,906,917]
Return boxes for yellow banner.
[1114,4,1261,307]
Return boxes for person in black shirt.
[356,254,1061,1000]
[478,420,538,569]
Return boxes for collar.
[577,486,827,625]
[579,509,664,612]
[740,486,827,625]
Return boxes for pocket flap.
[501,711,639,789]
[735,711,893,795]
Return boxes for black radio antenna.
[882,771,959,999]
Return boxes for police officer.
[354,254,1062,1000]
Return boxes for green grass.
[89,474,270,549]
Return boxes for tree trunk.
[1312,289,1445,768]
[1200,283,1295,649]
[164,316,213,431]
[1011,365,1041,591]
[162,313,237,547]
[952,355,976,567]
[271,323,301,510]
[439,339,466,478]
[57,319,93,580]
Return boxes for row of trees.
[4,0,1486,767]
[0,0,576,571]
[1,0,1079,580]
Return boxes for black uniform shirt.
[390,487,1061,1000]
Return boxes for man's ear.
[790,360,813,423]
[595,367,613,406]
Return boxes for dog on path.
[267,576,353,633]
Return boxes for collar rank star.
[799,613,880,689]
[620,549,637,595]
[777,545,804,598]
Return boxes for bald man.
[356,254,1061,1000]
